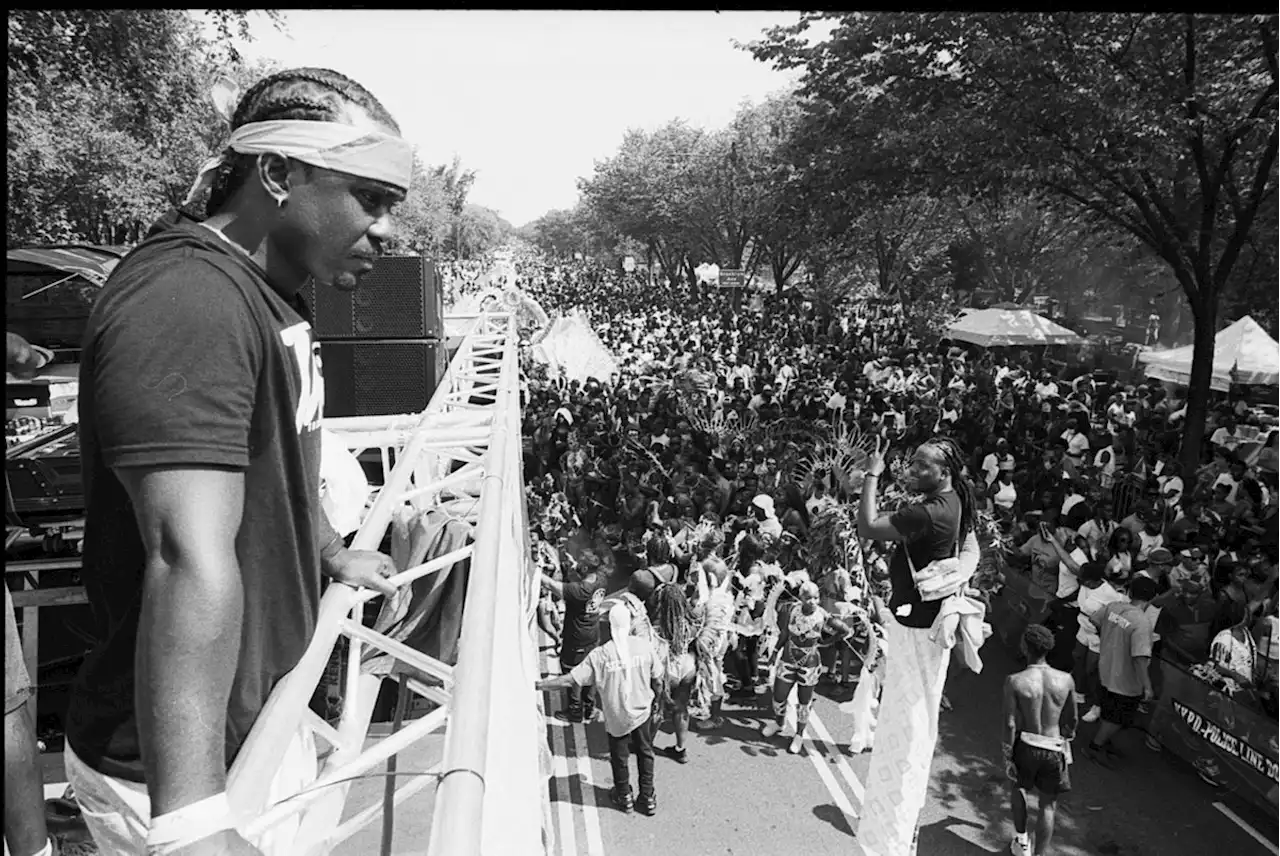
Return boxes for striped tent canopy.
[7,245,128,287]
[947,308,1085,348]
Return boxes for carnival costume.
[763,597,853,747]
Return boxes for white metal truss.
[225,311,547,855]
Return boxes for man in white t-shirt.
[982,443,1002,488]
[1212,460,1246,504]
[1034,372,1060,401]
[1077,501,1117,559]
[538,603,661,815]
[826,384,848,417]
[1210,416,1242,453]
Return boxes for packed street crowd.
[445,244,1280,849]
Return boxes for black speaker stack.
[302,256,447,418]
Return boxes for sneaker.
[761,720,781,738]
[659,745,688,764]
[1082,742,1114,769]
[788,734,804,754]
[554,710,582,724]
[635,794,657,816]
[1010,833,1030,855]
[1081,705,1101,723]
[610,790,634,813]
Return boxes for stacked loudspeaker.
[302,256,446,417]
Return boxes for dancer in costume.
[687,557,735,730]
[855,436,982,856]
[650,583,699,763]
[759,581,853,754]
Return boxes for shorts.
[1100,687,1140,728]
[1012,741,1071,795]
[776,658,821,688]
[5,585,32,715]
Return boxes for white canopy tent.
[946,307,1085,348]
[1139,314,1280,391]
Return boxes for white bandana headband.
[184,119,415,206]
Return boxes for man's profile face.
[275,108,405,293]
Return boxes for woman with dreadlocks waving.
[855,435,983,856]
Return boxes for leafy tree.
[578,120,708,286]
[7,10,277,247]
[748,12,1279,472]
[454,203,513,259]
[384,155,451,255]
[728,94,810,289]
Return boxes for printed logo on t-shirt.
[280,322,325,434]
[587,588,604,613]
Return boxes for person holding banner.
[855,436,983,856]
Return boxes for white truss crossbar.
[226,311,547,855]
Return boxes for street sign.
[719,268,745,288]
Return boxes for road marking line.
[571,717,605,856]
[808,710,866,805]
[1213,802,1279,855]
[543,657,577,856]
[802,732,861,832]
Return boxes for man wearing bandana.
[64,68,410,856]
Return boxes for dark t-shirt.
[66,212,325,782]
[562,575,606,652]
[888,492,964,629]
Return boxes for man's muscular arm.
[1061,674,1078,741]
[1001,674,1019,779]
[122,466,246,819]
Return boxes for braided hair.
[205,68,401,216]
[921,436,977,543]
[651,583,696,710]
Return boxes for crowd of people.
[445,242,1279,850]
[8,56,1275,856]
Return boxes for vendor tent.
[946,308,1085,348]
[1139,315,1279,391]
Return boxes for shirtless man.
[1002,624,1077,856]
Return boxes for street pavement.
[542,636,1279,856]
[39,630,1276,856]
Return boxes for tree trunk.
[1179,292,1217,477]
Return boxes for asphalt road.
[542,635,1278,856]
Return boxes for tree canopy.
[7,10,509,258]
[744,12,1278,468]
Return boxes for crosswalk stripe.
[543,651,604,856]
[807,709,867,805]
[801,731,861,833]
[544,678,579,856]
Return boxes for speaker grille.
[353,341,429,415]
[303,257,441,340]
[320,339,444,417]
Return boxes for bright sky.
[223,10,806,227]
